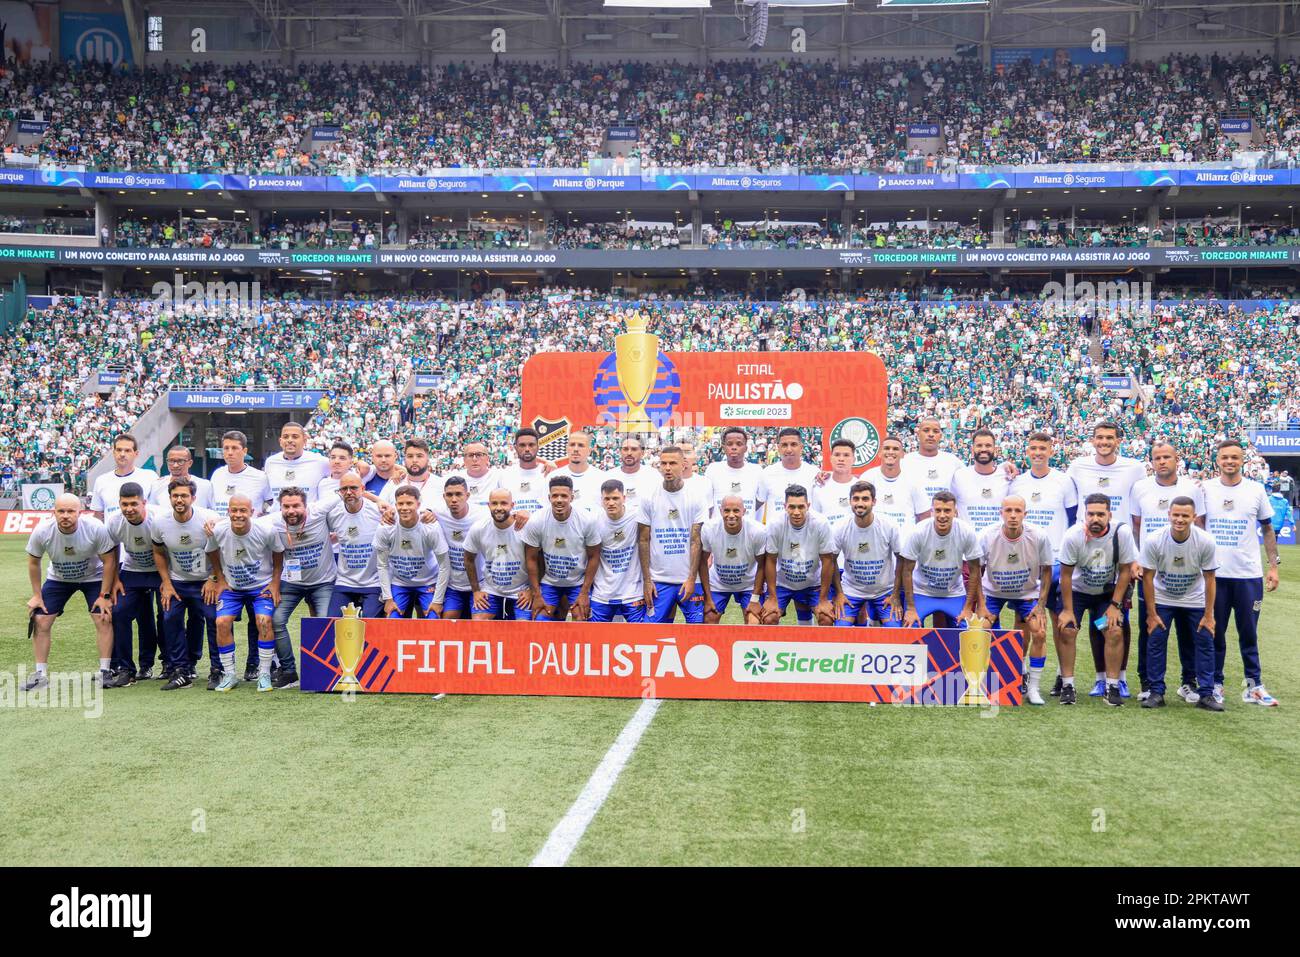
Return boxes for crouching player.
[762,485,837,626]
[587,480,647,623]
[979,496,1053,704]
[464,489,533,621]
[833,481,904,627]
[700,494,770,625]
[209,493,283,692]
[375,485,450,619]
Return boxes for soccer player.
[210,430,273,517]
[675,437,716,512]
[210,493,284,692]
[364,440,405,496]
[502,428,551,515]
[23,494,117,690]
[90,433,159,519]
[375,485,451,619]
[587,479,647,623]
[266,487,336,689]
[813,438,859,530]
[464,489,533,621]
[761,428,822,522]
[104,483,163,686]
[379,438,444,510]
[551,430,607,514]
[762,484,837,626]
[613,435,662,509]
[1201,439,1282,707]
[1066,421,1146,695]
[979,496,1053,704]
[705,426,765,516]
[1131,441,1206,702]
[638,446,707,624]
[833,481,903,628]
[1139,498,1220,711]
[700,495,770,625]
[263,422,330,508]
[1057,493,1139,706]
[147,445,214,510]
[326,473,385,618]
[901,418,965,503]
[152,478,221,690]
[899,491,981,629]
[950,428,1012,533]
[863,435,930,532]
[522,475,600,621]
[317,441,361,503]
[1009,431,1077,696]
[435,476,486,619]
[447,441,502,508]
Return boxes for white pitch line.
[530,698,662,867]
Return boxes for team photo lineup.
[25,412,1281,712]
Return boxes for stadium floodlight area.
[603,1,711,8]
[879,0,988,7]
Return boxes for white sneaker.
[1026,686,1045,706]
[1242,682,1279,707]
[1213,683,1225,705]
[1176,684,1197,703]
[1137,690,1151,702]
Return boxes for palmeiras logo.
[830,417,881,468]
[28,486,56,510]
[592,351,681,429]
[743,647,770,676]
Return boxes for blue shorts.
[539,583,583,620]
[590,599,647,623]
[711,590,755,615]
[775,584,822,612]
[388,584,439,619]
[985,596,1039,621]
[327,587,384,619]
[39,579,103,616]
[217,587,275,619]
[1071,590,1119,632]
[1046,563,1063,614]
[442,588,475,615]
[650,582,704,624]
[475,594,534,621]
[912,593,968,626]
[836,593,901,627]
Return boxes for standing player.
[434,476,486,619]
[152,478,220,690]
[675,437,716,513]
[375,486,451,619]
[263,422,329,509]
[209,493,284,692]
[522,475,600,621]
[325,473,385,618]
[613,435,662,509]
[551,431,607,514]
[586,479,647,623]
[705,427,765,517]
[760,429,822,522]
[210,430,273,517]
[502,428,550,516]
[901,419,965,503]
[638,447,707,624]
[950,429,1012,533]
[833,481,903,628]
[104,483,162,686]
[364,440,405,496]
[899,491,982,628]
[700,495,770,625]
[316,441,361,503]
[464,489,533,621]
[379,438,443,511]
[979,496,1053,704]
[1009,432,1077,697]
[266,487,336,688]
[1066,422,1146,696]
[1131,441,1205,702]
[22,494,117,690]
[1201,439,1282,707]
[90,433,158,519]
[447,441,502,508]
[1139,498,1220,711]
[147,445,213,510]
[863,435,930,532]
[1057,494,1138,706]
[762,485,837,626]
[813,439,860,530]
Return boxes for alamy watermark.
[1043,273,1152,317]
[151,272,261,313]
[1,668,103,718]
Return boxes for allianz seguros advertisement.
[519,314,887,469]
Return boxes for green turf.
[1,538,1296,866]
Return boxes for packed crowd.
[3,294,1298,496]
[1,54,1296,175]
[548,222,682,250]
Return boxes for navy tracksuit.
[1213,577,1264,686]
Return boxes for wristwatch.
[1109,600,1122,610]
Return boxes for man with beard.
[375,486,451,619]
[950,428,1013,534]
[833,481,903,628]
[326,473,385,618]
[379,437,443,511]
[152,478,221,690]
[863,435,930,532]
[103,483,163,686]
[613,435,662,510]
[265,487,336,689]
[464,489,533,621]
[502,428,550,516]
[522,476,600,621]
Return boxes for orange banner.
[0,511,49,535]
[300,618,1023,706]
[521,350,887,468]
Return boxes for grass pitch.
[1,538,1296,866]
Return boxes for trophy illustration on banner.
[614,312,660,433]
[958,616,993,706]
[334,604,367,692]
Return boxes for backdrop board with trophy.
[301,617,1024,705]
[519,313,888,469]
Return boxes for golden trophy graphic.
[334,604,367,692]
[958,616,992,706]
[614,312,660,433]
